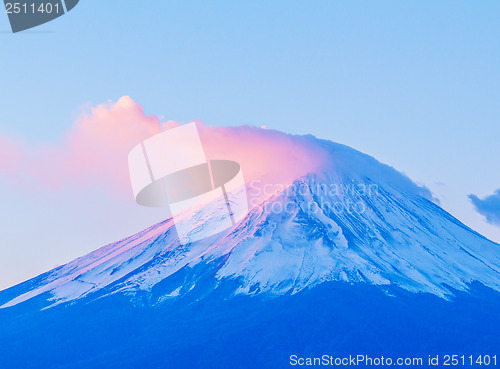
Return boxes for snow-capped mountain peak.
[2,136,500,309]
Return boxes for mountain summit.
[2,134,500,310]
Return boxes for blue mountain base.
[0,281,499,369]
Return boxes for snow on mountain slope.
[2,136,500,309]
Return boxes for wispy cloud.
[0,96,327,199]
[469,190,500,226]
[0,96,162,195]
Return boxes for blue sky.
[1,1,499,289]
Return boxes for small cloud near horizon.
[469,189,500,226]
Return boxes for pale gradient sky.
[0,1,499,290]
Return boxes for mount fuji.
[1,133,499,368]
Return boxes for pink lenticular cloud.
[0,96,162,195]
[196,122,327,188]
[61,96,162,191]
[0,96,327,200]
